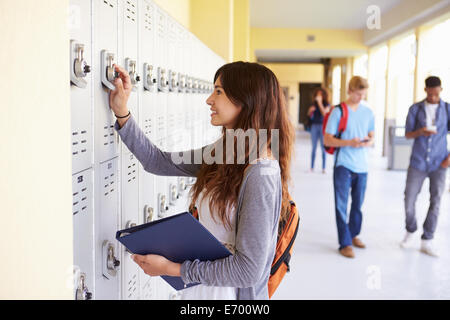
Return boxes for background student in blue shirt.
[324,76,375,258]
[400,76,450,257]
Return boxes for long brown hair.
[188,61,295,230]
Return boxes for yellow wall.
[190,0,234,62]
[153,0,191,29]
[233,0,250,61]
[0,0,73,299]
[263,63,324,127]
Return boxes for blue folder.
[116,212,232,291]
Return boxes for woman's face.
[206,76,242,129]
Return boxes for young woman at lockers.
[109,61,295,300]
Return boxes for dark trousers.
[333,166,368,249]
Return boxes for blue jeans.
[404,166,447,240]
[310,123,326,170]
[333,166,368,249]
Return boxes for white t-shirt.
[179,190,237,300]
[424,101,439,127]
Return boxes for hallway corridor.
[273,129,450,299]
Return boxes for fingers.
[114,77,124,92]
[113,64,132,90]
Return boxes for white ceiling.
[250,0,404,29]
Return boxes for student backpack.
[322,102,349,155]
[189,193,300,299]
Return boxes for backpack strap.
[333,102,349,168]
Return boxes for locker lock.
[125,221,137,253]
[102,240,120,278]
[178,74,186,92]
[193,79,199,92]
[169,291,181,300]
[187,177,196,186]
[70,40,90,88]
[126,58,140,91]
[74,44,90,77]
[178,177,187,194]
[187,77,193,91]
[143,63,156,91]
[144,205,154,223]
[126,221,137,229]
[158,194,169,218]
[75,273,92,300]
[101,50,118,90]
[170,184,180,204]
[158,68,169,92]
[169,71,178,92]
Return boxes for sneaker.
[352,237,366,249]
[420,240,439,257]
[400,232,415,248]
[339,246,355,258]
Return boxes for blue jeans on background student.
[310,123,326,170]
[333,165,368,249]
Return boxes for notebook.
[116,211,232,290]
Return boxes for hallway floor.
[272,130,450,300]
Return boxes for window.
[387,33,416,126]
[368,45,388,156]
[416,18,450,102]
[353,54,368,79]
[331,65,341,105]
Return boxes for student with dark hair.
[109,62,295,299]
[400,76,450,257]
[307,88,331,173]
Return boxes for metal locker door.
[120,153,140,299]
[138,0,157,299]
[174,23,185,151]
[69,0,93,175]
[72,168,94,300]
[166,16,177,152]
[166,16,183,215]
[154,6,169,221]
[175,26,190,210]
[95,158,121,299]
[119,0,140,155]
[93,0,119,164]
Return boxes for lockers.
[96,158,120,299]
[70,0,93,175]
[72,169,94,300]
[119,0,139,155]
[70,0,224,300]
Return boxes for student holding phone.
[400,76,450,257]
[324,76,375,258]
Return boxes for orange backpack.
[189,196,300,299]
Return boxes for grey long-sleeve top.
[114,116,282,300]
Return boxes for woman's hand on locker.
[109,64,131,118]
[131,253,181,277]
